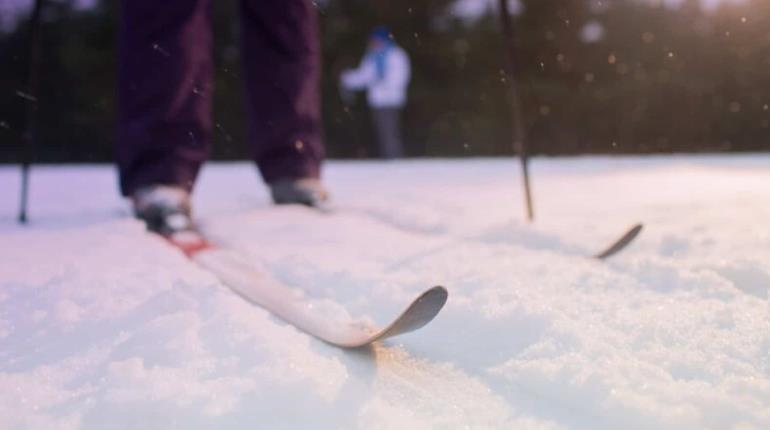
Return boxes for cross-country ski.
[193,245,448,348]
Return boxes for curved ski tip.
[419,286,449,318]
[623,223,644,239]
[341,286,449,348]
[405,286,448,318]
[594,223,644,260]
[396,285,448,330]
[421,285,448,305]
[628,223,644,238]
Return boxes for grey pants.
[371,107,404,159]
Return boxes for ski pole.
[497,0,534,222]
[18,0,45,224]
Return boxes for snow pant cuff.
[257,152,321,184]
[119,154,204,197]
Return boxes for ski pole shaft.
[497,0,534,222]
[19,164,30,224]
[18,0,44,224]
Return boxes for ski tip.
[594,223,644,260]
[407,285,449,323]
[382,285,448,340]
[425,285,449,304]
[628,223,644,238]
[336,286,449,349]
[625,223,643,238]
[417,285,449,311]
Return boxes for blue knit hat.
[369,26,391,42]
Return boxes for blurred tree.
[0,0,768,163]
[1,0,118,162]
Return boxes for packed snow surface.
[2,156,770,429]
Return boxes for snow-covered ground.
[2,155,770,429]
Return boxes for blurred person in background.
[340,27,411,159]
[118,0,329,239]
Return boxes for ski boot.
[132,185,210,256]
[270,178,330,211]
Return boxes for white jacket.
[341,46,411,108]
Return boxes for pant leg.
[372,107,404,159]
[117,0,213,196]
[239,0,324,183]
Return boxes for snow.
[2,155,770,429]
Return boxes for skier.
[117,0,328,240]
[340,27,411,159]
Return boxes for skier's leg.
[117,0,213,197]
[371,108,388,158]
[239,0,324,185]
[385,107,405,158]
[372,107,404,159]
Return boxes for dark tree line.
[1,0,768,163]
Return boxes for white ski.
[193,248,448,348]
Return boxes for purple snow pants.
[117,0,324,196]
